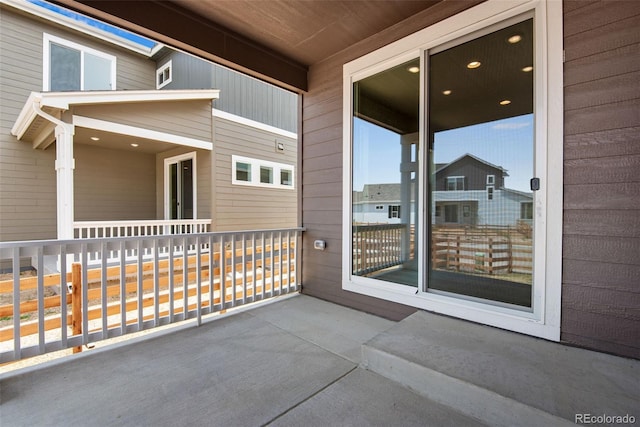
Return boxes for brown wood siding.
[301,1,482,321]
[0,5,156,241]
[562,0,640,359]
[75,144,156,221]
[213,116,297,231]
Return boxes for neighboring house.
[353,154,533,227]
[0,0,298,244]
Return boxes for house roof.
[435,153,509,177]
[12,89,220,150]
[2,0,161,56]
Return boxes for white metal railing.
[352,224,407,276]
[0,227,303,363]
[74,219,212,239]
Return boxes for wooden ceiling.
[51,0,441,91]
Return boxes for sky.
[353,114,534,193]
[29,0,157,49]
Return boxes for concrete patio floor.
[1,293,638,426]
[0,294,484,427]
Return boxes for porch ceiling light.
[466,61,481,69]
[407,66,420,73]
[507,34,522,44]
[442,90,452,95]
[522,65,533,72]
[90,136,100,141]
[130,143,139,147]
[499,99,511,105]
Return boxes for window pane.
[50,43,80,91]
[84,53,112,90]
[352,58,420,287]
[236,162,251,181]
[260,166,273,184]
[280,169,292,186]
[428,19,534,309]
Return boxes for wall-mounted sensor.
[314,240,326,250]
[275,140,285,152]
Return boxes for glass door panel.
[428,18,534,309]
[168,158,194,220]
[351,58,420,287]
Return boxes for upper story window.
[446,176,465,191]
[157,60,172,89]
[487,175,495,185]
[232,155,294,190]
[43,33,116,91]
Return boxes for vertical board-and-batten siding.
[0,5,156,241]
[301,1,483,321]
[160,49,298,133]
[562,0,640,359]
[213,115,297,231]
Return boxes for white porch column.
[400,134,417,263]
[54,123,75,240]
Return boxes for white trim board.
[213,109,297,140]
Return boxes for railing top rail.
[0,227,305,250]
[74,219,212,226]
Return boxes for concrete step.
[362,311,639,427]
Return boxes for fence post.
[72,262,82,354]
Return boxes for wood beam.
[50,0,308,92]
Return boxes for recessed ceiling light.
[467,61,481,69]
[407,66,420,73]
[442,90,452,95]
[90,137,100,141]
[130,143,139,147]
[508,34,522,44]
[522,65,533,72]
[499,99,511,106]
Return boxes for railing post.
[71,262,82,354]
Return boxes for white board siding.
[213,115,297,231]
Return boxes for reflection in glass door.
[351,58,420,287]
[428,18,534,309]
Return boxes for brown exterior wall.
[561,0,640,359]
[301,0,640,358]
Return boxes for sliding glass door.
[427,18,535,309]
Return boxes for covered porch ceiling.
[50,0,531,135]
[52,0,443,92]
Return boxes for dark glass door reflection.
[428,19,534,308]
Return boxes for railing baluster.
[231,236,236,307]
[12,248,21,360]
[220,234,226,310]
[101,240,108,339]
[251,232,256,302]
[154,239,160,326]
[60,246,68,346]
[182,236,188,319]
[241,233,247,305]
[119,240,126,336]
[81,243,89,347]
[196,236,202,326]
[278,231,283,294]
[261,232,266,300]
[36,247,45,354]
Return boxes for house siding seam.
[301,0,640,358]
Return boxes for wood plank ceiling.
[51,0,441,91]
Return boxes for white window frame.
[487,174,495,185]
[231,155,295,190]
[487,186,495,200]
[164,152,197,220]
[342,0,563,341]
[156,60,173,89]
[43,33,116,91]
[446,176,465,191]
